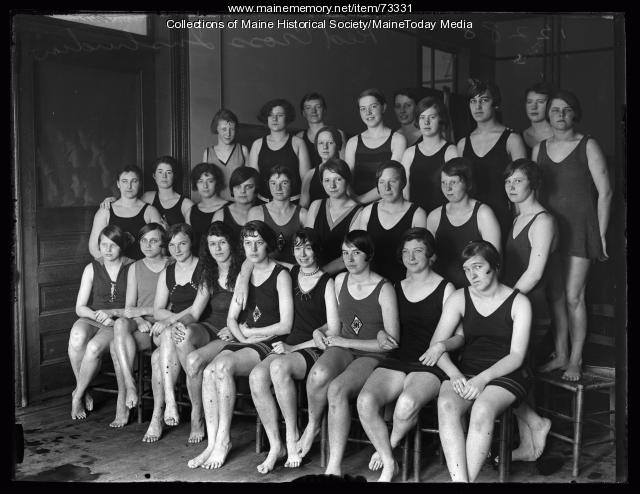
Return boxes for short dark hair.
[467,79,502,108]
[257,99,296,125]
[137,222,167,248]
[293,227,322,263]
[268,164,295,183]
[167,222,194,246]
[321,158,352,185]
[314,126,343,155]
[461,240,501,274]
[504,158,542,191]
[524,81,555,100]
[548,89,582,122]
[300,92,327,113]
[118,164,143,182]
[240,220,278,254]
[393,88,420,104]
[152,155,180,184]
[99,224,133,252]
[229,167,261,197]
[343,230,375,262]
[442,157,474,194]
[358,88,386,106]
[190,162,225,194]
[396,227,436,265]
[415,96,450,132]
[375,160,407,191]
[210,108,240,134]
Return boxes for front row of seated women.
[69,213,540,481]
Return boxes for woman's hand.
[312,329,327,350]
[94,310,110,324]
[103,317,115,327]
[136,317,152,333]
[234,285,248,310]
[218,327,235,342]
[171,322,187,345]
[450,374,468,398]
[376,331,399,351]
[419,342,445,366]
[271,341,292,354]
[99,196,116,210]
[599,235,609,262]
[124,307,144,318]
[323,335,347,348]
[460,375,488,401]
[151,319,170,337]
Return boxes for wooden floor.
[13,392,617,483]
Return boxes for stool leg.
[413,421,422,482]
[499,409,512,482]
[137,352,144,424]
[402,434,409,482]
[320,413,328,469]
[609,386,616,441]
[572,388,584,477]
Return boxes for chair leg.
[572,388,584,477]
[320,413,328,469]
[401,434,409,482]
[498,408,512,482]
[609,386,616,441]
[136,352,144,424]
[413,420,422,482]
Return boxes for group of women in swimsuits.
[68,79,611,482]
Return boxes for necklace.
[299,266,320,277]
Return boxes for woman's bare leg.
[109,342,129,428]
[67,320,98,419]
[158,329,181,426]
[188,360,221,468]
[142,348,165,442]
[513,401,552,461]
[539,255,569,372]
[563,256,591,381]
[438,381,474,482]
[112,318,140,409]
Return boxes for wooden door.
[14,15,156,402]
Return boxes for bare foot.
[377,459,399,482]
[284,440,302,468]
[369,451,383,471]
[296,425,319,459]
[188,444,214,468]
[109,407,130,428]
[188,416,205,444]
[142,417,163,443]
[257,445,287,474]
[512,425,536,462]
[71,390,87,420]
[537,355,568,373]
[125,385,138,410]
[324,464,341,476]
[84,391,94,412]
[531,417,552,459]
[562,362,582,381]
[164,402,180,426]
[204,441,232,469]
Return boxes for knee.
[185,352,202,378]
[437,394,458,417]
[68,325,88,351]
[269,359,292,386]
[113,318,127,335]
[214,357,234,379]
[468,401,496,432]
[356,390,378,418]
[307,365,331,391]
[249,365,270,392]
[565,289,585,310]
[176,326,195,348]
[85,339,105,360]
[394,394,420,422]
[160,328,174,345]
[327,379,348,403]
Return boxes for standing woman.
[304,158,362,275]
[521,82,555,157]
[393,88,423,147]
[345,88,407,204]
[357,228,454,482]
[296,93,346,169]
[203,108,249,201]
[189,221,293,469]
[247,165,307,265]
[401,97,458,215]
[249,98,311,203]
[427,157,501,288]
[212,166,261,242]
[457,80,527,236]
[110,223,171,428]
[502,159,556,461]
[434,241,532,482]
[248,228,341,473]
[89,165,162,260]
[185,163,228,256]
[68,225,133,420]
[352,160,428,284]
[299,126,342,208]
[533,90,612,381]
[298,231,400,475]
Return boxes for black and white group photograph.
[10,9,627,484]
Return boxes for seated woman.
[246,228,341,474]
[185,163,229,256]
[401,96,458,215]
[68,225,134,420]
[393,88,423,147]
[503,159,557,461]
[345,88,407,204]
[89,165,162,260]
[98,156,194,229]
[249,98,311,203]
[188,220,294,469]
[356,228,454,482]
[427,157,501,288]
[212,166,261,242]
[296,230,400,476]
[296,93,346,169]
[304,158,362,275]
[110,223,171,428]
[299,125,342,208]
[203,108,249,201]
[247,165,308,265]
[143,223,213,443]
[351,160,428,284]
[432,240,532,482]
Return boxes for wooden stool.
[536,366,616,477]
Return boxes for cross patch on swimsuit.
[252,306,262,323]
[276,232,286,252]
[350,315,363,334]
